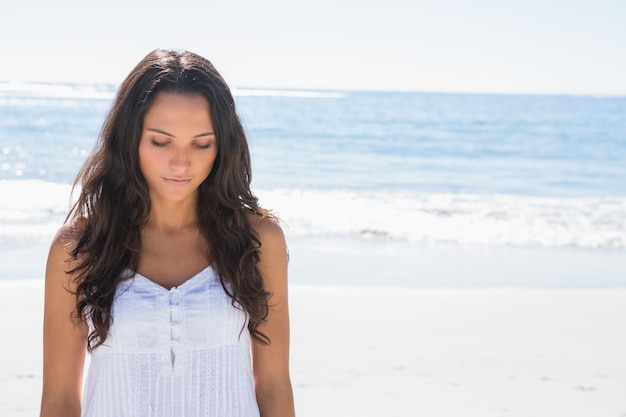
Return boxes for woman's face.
[138,92,218,206]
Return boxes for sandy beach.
[1,278,625,417]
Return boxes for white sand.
[1,281,625,417]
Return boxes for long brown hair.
[67,49,271,350]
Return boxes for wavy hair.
[66,49,271,350]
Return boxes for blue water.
[1,82,625,249]
[2,84,625,196]
[242,92,626,196]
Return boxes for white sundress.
[81,265,260,417]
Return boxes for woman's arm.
[40,225,88,417]
[251,217,296,417]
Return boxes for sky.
[1,0,625,95]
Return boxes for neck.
[146,197,198,232]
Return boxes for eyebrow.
[146,128,215,138]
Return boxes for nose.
[169,146,191,171]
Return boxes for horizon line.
[1,79,625,99]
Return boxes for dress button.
[171,307,182,322]
[171,325,181,340]
[169,291,182,304]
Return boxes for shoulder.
[47,221,84,274]
[54,220,83,244]
[247,212,288,269]
[51,220,83,252]
[248,212,285,245]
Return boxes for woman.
[40,49,295,417]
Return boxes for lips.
[163,177,192,185]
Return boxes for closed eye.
[194,143,213,149]
[150,139,168,147]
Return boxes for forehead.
[143,92,213,129]
[147,91,211,113]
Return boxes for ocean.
[1,82,625,284]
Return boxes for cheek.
[138,149,162,178]
[137,149,150,174]
[199,151,218,172]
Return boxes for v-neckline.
[131,265,215,292]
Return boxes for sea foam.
[258,188,626,249]
[4,180,623,249]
